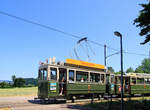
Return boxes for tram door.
[59,68,67,95]
[106,74,110,93]
[124,77,130,93]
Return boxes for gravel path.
[0,96,89,110]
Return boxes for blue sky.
[0,0,149,80]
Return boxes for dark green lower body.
[38,81,106,100]
[66,83,106,99]
[115,84,150,95]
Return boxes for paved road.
[0,96,90,110]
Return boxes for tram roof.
[39,58,106,71]
[115,73,150,78]
[126,73,150,77]
[66,59,106,70]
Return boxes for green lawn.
[0,87,37,97]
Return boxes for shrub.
[0,82,12,88]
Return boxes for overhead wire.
[0,11,81,39]
[124,51,149,56]
[0,10,149,57]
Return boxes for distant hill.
[0,78,37,86]
[0,80,12,83]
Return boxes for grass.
[0,87,37,97]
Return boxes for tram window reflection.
[76,71,88,82]
[69,70,74,81]
[111,75,114,83]
[43,68,47,80]
[137,78,144,84]
[101,74,105,83]
[39,69,43,80]
[106,74,109,84]
[145,78,150,84]
[90,73,100,82]
[51,68,57,80]
[131,78,136,84]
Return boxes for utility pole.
[104,44,107,66]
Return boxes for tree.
[135,66,144,73]
[107,66,115,73]
[134,1,150,44]
[14,78,25,87]
[126,67,134,73]
[115,70,125,75]
[135,58,150,73]
[24,78,37,86]
[115,71,121,74]
[0,82,11,88]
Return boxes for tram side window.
[131,78,136,84]
[101,74,105,83]
[69,70,74,81]
[38,69,43,80]
[38,70,40,80]
[137,78,144,84]
[51,68,57,80]
[111,75,114,83]
[90,73,100,82]
[117,77,121,84]
[43,68,47,80]
[76,71,88,82]
[145,78,150,84]
[115,77,118,84]
[106,74,110,83]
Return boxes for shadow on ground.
[66,105,92,110]
[83,99,150,110]
[28,99,66,105]
[28,99,92,110]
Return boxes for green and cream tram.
[115,73,150,96]
[38,58,114,101]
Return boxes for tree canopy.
[134,1,150,44]
[107,66,115,73]
[126,67,134,73]
[115,70,125,75]
[135,66,144,73]
[135,58,150,73]
[13,78,25,87]
[24,78,37,86]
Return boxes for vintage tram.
[115,73,150,96]
[37,58,150,101]
[38,58,114,101]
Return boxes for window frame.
[69,70,75,82]
[101,73,105,84]
[76,70,88,82]
[131,77,137,85]
[137,77,144,84]
[90,72,100,83]
[43,68,48,80]
[50,67,57,80]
